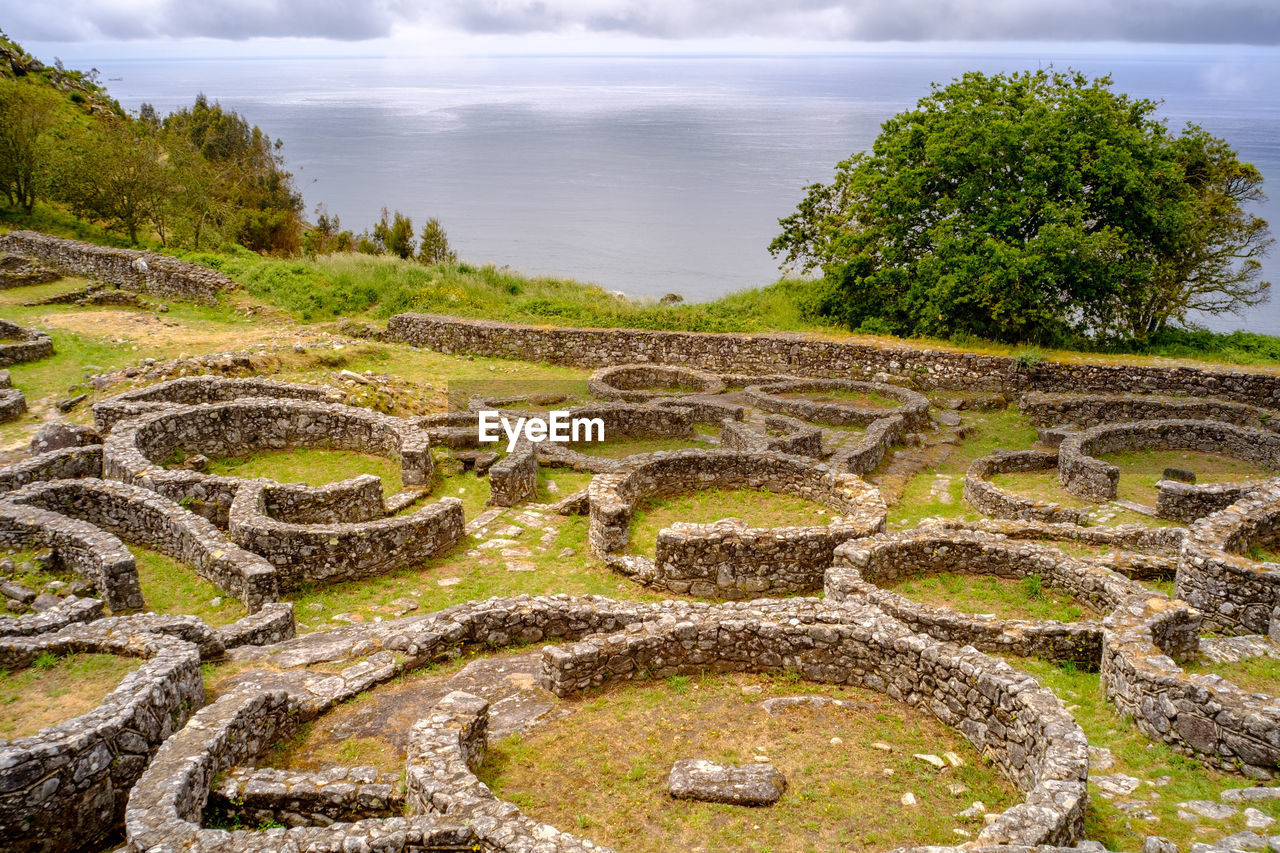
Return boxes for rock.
[1214,832,1269,851]
[943,751,964,767]
[914,753,946,768]
[956,802,986,820]
[30,593,61,612]
[1163,467,1197,484]
[1181,800,1238,820]
[740,685,763,695]
[1223,789,1280,804]
[872,742,893,752]
[557,547,576,559]
[0,581,36,603]
[1094,773,1142,797]
[29,422,102,454]
[1088,746,1116,772]
[56,393,87,412]
[667,759,786,806]
[1247,808,1277,830]
[390,597,419,615]
[900,792,917,806]
[1143,836,1177,853]
[937,411,963,427]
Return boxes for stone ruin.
[3,277,1280,851]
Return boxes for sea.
[60,46,1280,334]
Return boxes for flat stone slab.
[668,759,787,806]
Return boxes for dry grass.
[0,652,143,739]
[478,671,1017,853]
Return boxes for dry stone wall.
[487,437,537,507]
[588,449,885,598]
[0,445,103,495]
[0,231,237,304]
[1021,391,1279,432]
[964,449,1088,525]
[0,318,53,368]
[744,377,931,429]
[587,363,725,400]
[93,375,344,433]
[0,628,203,853]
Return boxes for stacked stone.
[0,252,60,288]
[1102,594,1280,778]
[0,445,103,496]
[1176,482,1280,635]
[92,375,344,433]
[828,411,909,475]
[387,312,1280,406]
[1058,419,1280,509]
[406,690,607,852]
[826,528,1147,665]
[0,230,237,304]
[964,449,1088,525]
[0,629,203,853]
[102,398,433,526]
[260,473,385,524]
[488,437,537,507]
[0,368,23,424]
[208,765,405,828]
[721,414,824,457]
[0,318,52,369]
[0,595,103,637]
[1020,390,1279,432]
[587,363,725,400]
[744,377,931,429]
[228,480,464,588]
[588,449,885,598]
[3,477,279,612]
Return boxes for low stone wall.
[0,387,25,423]
[0,230,237,304]
[488,438,537,507]
[825,529,1146,665]
[0,445,103,495]
[386,312,1280,405]
[261,474,386,524]
[830,413,908,476]
[1102,594,1280,778]
[1155,478,1267,524]
[964,450,1088,525]
[0,628,203,853]
[406,691,605,852]
[539,600,1088,849]
[0,498,143,612]
[587,363,725,401]
[3,477,280,612]
[0,318,53,368]
[588,449,885,598]
[102,399,433,526]
[1175,482,1280,635]
[1058,419,1280,507]
[93,375,344,433]
[721,414,824,456]
[208,765,405,828]
[744,378,931,429]
[1021,391,1279,432]
[228,481,464,589]
[0,595,103,637]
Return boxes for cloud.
[5,0,1280,45]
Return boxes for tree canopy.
[771,69,1273,344]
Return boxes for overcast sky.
[3,0,1279,53]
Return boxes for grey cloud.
[6,0,1280,44]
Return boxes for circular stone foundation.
[588,449,885,598]
[744,378,930,429]
[587,364,726,401]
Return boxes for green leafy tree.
[772,69,1272,344]
[417,217,457,265]
[0,79,58,212]
[55,116,169,244]
[372,207,415,259]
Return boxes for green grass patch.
[0,652,143,739]
[131,545,247,626]
[1186,656,1280,696]
[478,670,1017,853]
[887,572,1100,622]
[778,387,901,409]
[1100,449,1276,505]
[201,448,405,497]
[573,435,712,460]
[626,487,831,555]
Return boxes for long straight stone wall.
[388,312,1280,404]
[0,231,237,304]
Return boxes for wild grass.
[887,572,1100,622]
[626,487,832,556]
[477,670,1017,853]
[0,652,143,739]
[1186,656,1280,696]
[202,448,405,497]
[131,545,247,626]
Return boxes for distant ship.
[108,76,123,81]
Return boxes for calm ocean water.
[86,48,1280,334]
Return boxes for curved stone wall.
[0,318,53,368]
[825,529,1147,664]
[588,449,885,598]
[964,449,1088,525]
[0,230,237,305]
[587,363,725,401]
[0,628,203,853]
[0,386,24,424]
[1102,594,1280,778]
[744,378,931,429]
[721,414,824,456]
[0,445,103,496]
[1021,390,1280,432]
[1175,482,1280,635]
[2,477,280,612]
[1058,419,1280,510]
[93,375,344,433]
[227,481,464,589]
[102,399,433,526]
